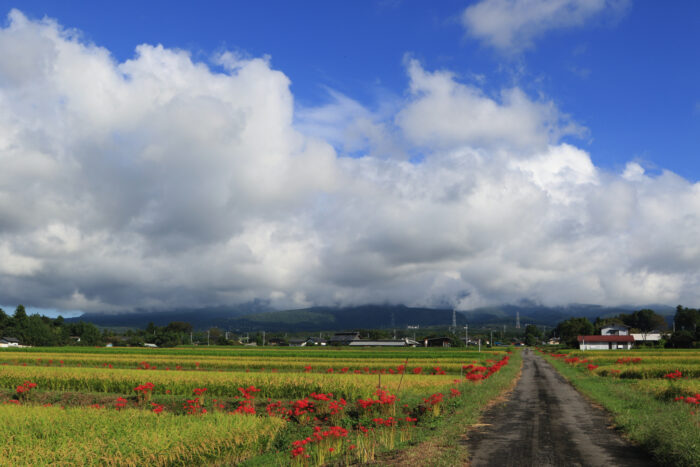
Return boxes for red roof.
[577,335,634,343]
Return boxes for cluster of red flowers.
[616,357,642,364]
[463,355,510,382]
[587,364,599,370]
[290,425,349,458]
[674,394,700,404]
[449,388,461,397]
[357,389,397,410]
[137,361,157,370]
[114,397,128,410]
[266,391,347,422]
[429,366,446,375]
[184,387,208,415]
[372,416,398,427]
[232,386,260,415]
[134,382,155,402]
[673,393,700,408]
[423,393,443,406]
[664,370,683,380]
[16,381,37,396]
[151,402,165,414]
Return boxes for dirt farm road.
[466,349,657,467]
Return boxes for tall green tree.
[13,304,28,323]
[622,309,667,342]
[524,324,542,346]
[555,317,594,348]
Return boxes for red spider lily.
[114,397,128,410]
[664,370,683,380]
[151,402,165,414]
[304,365,312,372]
[424,393,444,406]
[412,367,423,374]
[16,381,37,399]
[449,388,461,397]
[587,364,599,371]
[184,397,207,415]
[193,387,208,396]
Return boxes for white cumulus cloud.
[1,9,699,314]
[462,0,630,53]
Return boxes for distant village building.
[577,335,634,350]
[349,338,419,347]
[600,325,630,336]
[0,337,20,347]
[631,332,663,343]
[305,337,327,346]
[424,337,452,348]
[329,332,361,345]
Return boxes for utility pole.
[490,329,493,347]
[464,324,469,348]
[207,330,210,346]
[516,311,520,329]
[262,330,265,346]
[190,332,193,345]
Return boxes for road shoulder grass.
[381,349,523,466]
[542,352,700,467]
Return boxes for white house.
[0,337,20,347]
[577,335,634,350]
[600,325,630,336]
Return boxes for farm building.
[631,332,664,344]
[577,335,634,350]
[349,338,420,347]
[0,337,20,347]
[424,337,452,348]
[600,324,630,336]
[329,332,361,345]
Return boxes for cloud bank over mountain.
[1,10,699,313]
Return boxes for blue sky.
[5,0,697,178]
[1,1,699,314]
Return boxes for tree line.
[0,305,103,346]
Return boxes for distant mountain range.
[66,303,676,332]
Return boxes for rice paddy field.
[0,346,521,466]
[540,348,700,466]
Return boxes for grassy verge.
[542,353,700,467]
[380,349,522,466]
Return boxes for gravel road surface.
[466,348,657,467]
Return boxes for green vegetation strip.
[542,353,700,467]
[373,348,522,466]
[0,405,285,466]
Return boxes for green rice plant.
[0,404,285,466]
[0,365,458,400]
